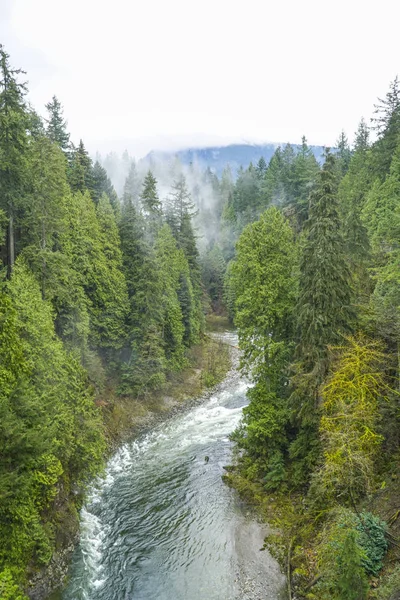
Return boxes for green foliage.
[229,207,296,484]
[0,261,105,578]
[141,170,163,240]
[45,95,70,155]
[313,335,389,502]
[372,564,400,599]
[356,512,388,576]
[289,151,354,481]
[316,510,369,600]
[316,509,387,599]
[201,243,226,311]
[0,568,27,599]
[68,140,94,195]
[0,44,29,272]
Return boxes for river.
[60,332,286,600]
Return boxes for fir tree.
[371,77,400,178]
[0,44,28,274]
[290,151,354,481]
[45,95,70,155]
[92,160,119,212]
[140,170,163,240]
[68,140,94,195]
[123,160,141,209]
[336,130,352,177]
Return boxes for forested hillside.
[0,46,205,599]
[219,80,400,598]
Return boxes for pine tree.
[336,130,352,177]
[361,141,400,350]
[0,44,28,274]
[68,140,94,195]
[155,224,187,369]
[371,77,400,178]
[338,120,372,297]
[119,197,165,394]
[289,136,320,227]
[45,95,70,155]
[201,243,226,312]
[232,164,261,225]
[123,160,141,209]
[18,135,69,300]
[255,156,267,178]
[336,531,369,600]
[92,160,120,213]
[60,190,128,356]
[290,151,354,481]
[166,175,202,341]
[140,170,163,240]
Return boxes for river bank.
[45,329,286,600]
[27,321,232,600]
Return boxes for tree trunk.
[8,212,15,275]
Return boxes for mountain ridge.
[143,142,326,177]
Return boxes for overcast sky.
[1,0,399,158]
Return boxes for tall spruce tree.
[123,160,141,209]
[290,151,354,482]
[68,140,94,195]
[166,175,202,341]
[371,77,400,178]
[336,130,352,177]
[119,195,165,394]
[0,44,28,274]
[92,160,119,210]
[140,170,163,240]
[45,95,70,155]
[19,136,69,300]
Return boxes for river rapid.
[61,332,286,600]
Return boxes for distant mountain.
[143,143,326,177]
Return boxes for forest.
[0,45,208,598]
[2,39,400,599]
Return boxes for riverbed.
[60,332,286,600]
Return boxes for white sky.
[1,0,399,158]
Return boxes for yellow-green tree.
[316,335,391,502]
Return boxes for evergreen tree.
[371,77,400,178]
[361,141,400,351]
[123,160,141,209]
[0,44,29,274]
[61,190,128,356]
[229,207,296,485]
[0,262,104,588]
[92,160,119,211]
[338,120,372,296]
[255,156,267,178]
[155,224,187,369]
[232,164,261,225]
[45,95,70,155]
[18,135,69,301]
[119,197,165,394]
[336,531,369,600]
[166,175,202,341]
[336,130,352,177]
[289,136,320,227]
[140,170,163,239]
[68,140,94,195]
[201,243,226,312]
[290,151,354,481]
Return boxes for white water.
[61,333,285,600]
